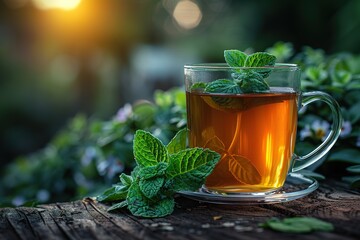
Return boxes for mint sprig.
[195,50,277,94]
[97,129,220,218]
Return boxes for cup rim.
[184,63,299,71]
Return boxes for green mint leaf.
[131,165,140,179]
[127,183,174,218]
[166,148,221,191]
[244,52,276,67]
[283,217,334,231]
[137,162,168,198]
[107,200,128,212]
[204,79,241,94]
[244,52,276,78]
[133,130,169,167]
[138,162,168,180]
[120,173,133,187]
[237,71,270,93]
[191,82,208,91]
[224,50,247,68]
[167,128,188,154]
[97,184,129,202]
[139,176,165,198]
[261,217,334,233]
[261,219,312,233]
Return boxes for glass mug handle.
[292,91,343,172]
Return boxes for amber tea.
[186,90,298,193]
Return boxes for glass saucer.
[177,173,318,205]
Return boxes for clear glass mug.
[184,63,342,194]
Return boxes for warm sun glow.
[32,0,82,10]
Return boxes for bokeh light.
[173,0,202,29]
[32,0,82,10]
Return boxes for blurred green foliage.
[1,42,360,206]
[0,88,186,205]
[267,42,360,188]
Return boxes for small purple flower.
[299,120,330,141]
[300,125,311,140]
[340,121,352,138]
[114,103,132,122]
[356,136,360,147]
[312,120,330,141]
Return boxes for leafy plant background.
[0,42,359,206]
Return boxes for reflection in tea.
[186,89,298,192]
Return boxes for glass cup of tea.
[184,63,342,194]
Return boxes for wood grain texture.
[1,180,359,240]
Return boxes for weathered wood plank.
[81,198,158,240]
[17,207,66,240]
[0,208,22,240]
[0,180,359,240]
[1,207,42,240]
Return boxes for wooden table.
[1,179,359,240]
